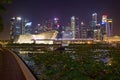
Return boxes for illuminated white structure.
[14,30,58,44]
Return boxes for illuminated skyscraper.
[80,21,87,38]
[71,16,76,39]
[10,17,23,40]
[53,17,59,30]
[101,15,108,36]
[106,19,113,37]
[101,15,113,37]
[10,17,15,40]
[91,13,101,40]
[92,13,97,27]
[45,19,53,31]
[53,17,63,38]
[93,24,101,40]
[10,17,32,41]
[102,15,107,23]
[75,17,80,38]
[24,20,32,34]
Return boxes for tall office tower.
[92,13,97,27]
[100,15,108,40]
[91,13,101,40]
[102,15,107,23]
[93,24,101,40]
[10,17,32,41]
[34,24,41,34]
[101,15,113,37]
[10,17,16,40]
[45,19,53,31]
[80,22,87,38]
[62,26,73,39]
[87,26,94,38]
[75,17,80,38]
[101,15,108,35]
[106,19,113,37]
[52,17,63,38]
[71,16,76,39]
[10,17,23,40]
[53,17,59,30]
[24,20,32,34]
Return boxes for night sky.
[0,0,120,40]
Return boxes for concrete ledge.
[7,49,36,80]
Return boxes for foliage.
[1,0,12,4]
[29,44,120,80]
[0,0,12,32]
[0,16,4,32]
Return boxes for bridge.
[0,47,36,80]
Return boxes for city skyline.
[0,0,120,40]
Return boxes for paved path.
[0,48,36,80]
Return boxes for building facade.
[10,17,32,41]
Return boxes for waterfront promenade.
[0,47,36,80]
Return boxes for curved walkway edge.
[7,49,36,80]
[0,48,36,80]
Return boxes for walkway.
[0,48,36,80]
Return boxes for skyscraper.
[102,15,107,23]
[91,13,101,40]
[101,15,113,37]
[53,17,59,30]
[75,17,80,38]
[71,16,76,39]
[101,15,108,39]
[10,17,23,40]
[80,21,87,38]
[24,20,32,34]
[92,13,97,27]
[10,17,32,41]
[45,19,53,31]
[53,17,63,38]
[106,19,113,37]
